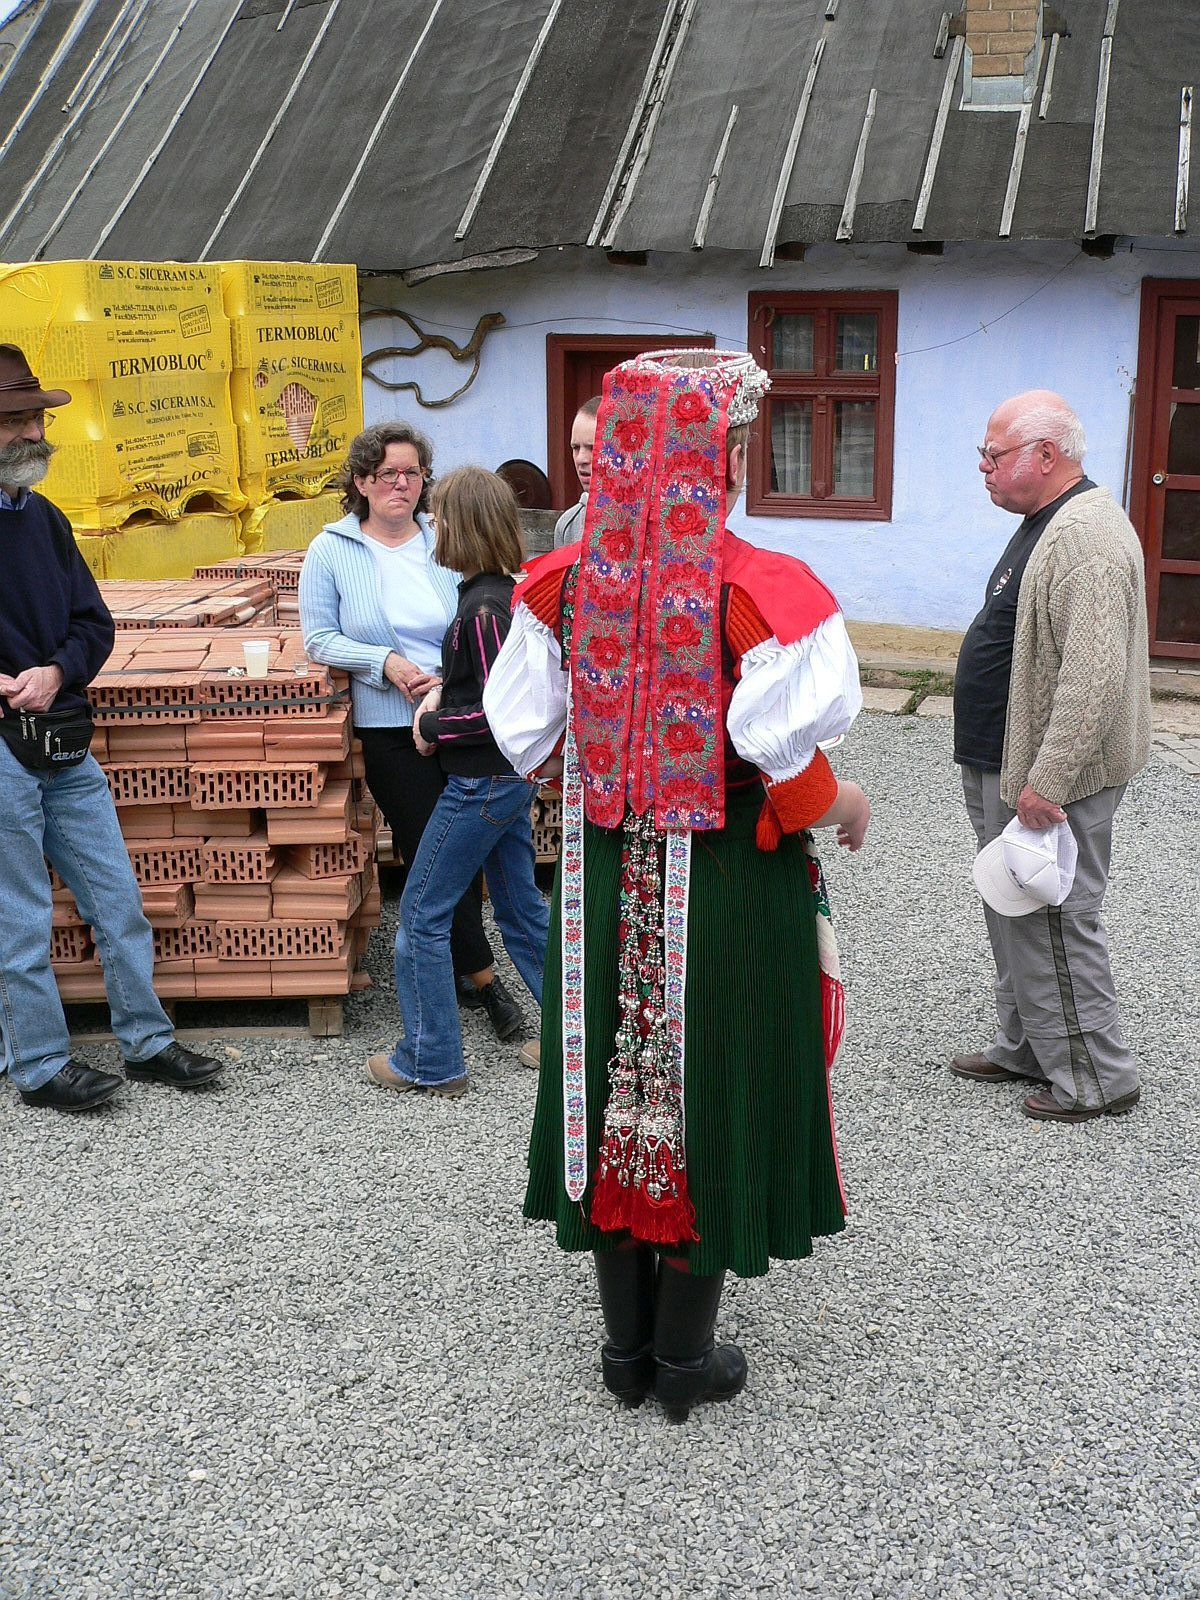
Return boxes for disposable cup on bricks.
[242,640,270,677]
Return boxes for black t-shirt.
[953,477,1092,771]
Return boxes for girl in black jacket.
[367,468,549,1098]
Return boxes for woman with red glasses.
[300,422,527,1046]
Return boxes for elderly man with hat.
[952,388,1151,1124]
[0,343,223,1111]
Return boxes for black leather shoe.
[124,1041,224,1088]
[20,1059,123,1112]
[480,975,523,1042]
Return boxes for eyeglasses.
[371,466,428,487]
[977,439,1039,469]
[1,409,54,430]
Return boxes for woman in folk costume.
[483,349,870,1421]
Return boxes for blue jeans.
[0,745,174,1093]
[391,773,550,1086]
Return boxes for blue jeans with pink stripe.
[390,773,549,1086]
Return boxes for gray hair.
[1012,402,1087,463]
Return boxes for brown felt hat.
[0,343,71,412]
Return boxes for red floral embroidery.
[615,417,649,453]
[665,503,706,539]
[672,392,711,426]
[590,634,623,670]
[663,722,704,755]
[583,738,617,774]
[607,477,642,506]
[602,529,635,561]
[662,614,702,649]
[664,449,711,478]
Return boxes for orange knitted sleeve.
[520,566,567,633]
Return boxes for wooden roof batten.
[998,30,1046,239]
[1177,86,1193,234]
[0,0,149,251]
[836,88,878,242]
[199,0,344,260]
[0,0,106,168]
[759,28,829,268]
[86,0,239,263]
[590,0,698,251]
[1084,0,1121,237]
[454,0,567,244]
[912,33,964,233]
[692,102,739,251]
[312,0,447,261]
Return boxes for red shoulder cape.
[719,531,842,647]
[512,533,841,648]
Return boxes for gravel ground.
[2,714,1198,1600]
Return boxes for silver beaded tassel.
[594,809,687,1207]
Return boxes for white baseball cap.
[972,818,1078,917]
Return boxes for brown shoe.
[950,1053,1037,1082]
[1022,1087,1141,1123]
[518,1039,539,1069]
[365,1053,419,1091]
[426,1075,470,1099]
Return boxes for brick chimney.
[963,0,1041,106]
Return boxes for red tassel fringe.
[590,1157,700,1247]
[755,795,782,852]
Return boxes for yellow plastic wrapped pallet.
[217,261,362,506]
[1,259,240,521]
[71,510,242,580]
[218,262,357,319]
[0,260,231,380]
[241,489,341,556]
[43,367,242,521]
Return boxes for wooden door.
[545,333,714,508]
[1131,280,1200,658]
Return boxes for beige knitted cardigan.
[1001,485,1151,807]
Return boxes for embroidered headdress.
[569,349,769,834]
[561,349,770,1245]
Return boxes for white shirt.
[364,531,452,676]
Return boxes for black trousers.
[357,726,494,977]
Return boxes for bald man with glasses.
[951,389,1151,1124]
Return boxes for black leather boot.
[593,1246,656,1407]
[653,1262,748,1423]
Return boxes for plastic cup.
[242,640,271,677]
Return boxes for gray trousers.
[961,767,1140,1110]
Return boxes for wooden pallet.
[64,981,367,1042]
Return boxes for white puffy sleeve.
[482,602,568,779]
[727,611,862,781]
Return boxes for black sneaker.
[480,975,523,1041]
[457,977,484,1010]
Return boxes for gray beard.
[0,440,53,490]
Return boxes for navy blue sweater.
[0,492,115,716]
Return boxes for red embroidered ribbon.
[570,361,733,832]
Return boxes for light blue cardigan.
[299,511,461,728]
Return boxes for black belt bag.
[0,706,95,773]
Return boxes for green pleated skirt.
[524,786,846,1278]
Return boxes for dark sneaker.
[457,978,484,1010]
[480,975,523,1042]
[20,1059,123,1111]
[124,1041,224,1088]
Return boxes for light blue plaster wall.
[360,242,1200,629]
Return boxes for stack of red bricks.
[100,576,278,631]
[193,553,306,626]
[52,623,381,1005]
